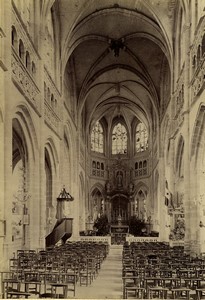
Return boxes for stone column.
[159,150,168,242]
[29,154,41,250]
[70,132,80,239]
[38,23,47,249]
[169,137,175,238]
[182,22,192,254]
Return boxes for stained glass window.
[112,123,127,154]
[135,122,148,152]
[91,121,104,153]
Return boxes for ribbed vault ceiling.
[51,0,174,134]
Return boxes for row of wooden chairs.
[9,242,108,281]
[122,242,205,299]
[1,241,109,298]
[1,271,76,298]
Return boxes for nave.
[76,245,123,299]
[2,0,205,273]
[2,241,205,299]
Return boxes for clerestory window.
[135,122,148,152]
[112,123,127,154]
[91,121,104,153]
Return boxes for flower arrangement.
[128,216,147,236]
[94,214,109,236]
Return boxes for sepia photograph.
[0,0,205,299]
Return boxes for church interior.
[1,0,205,298]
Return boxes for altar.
[110,224,129,244]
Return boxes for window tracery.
[91,121,104,153]
[135,122,148,152]
[112,123,127,154]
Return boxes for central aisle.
[75,245,123,299]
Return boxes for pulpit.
[46,188,74,248]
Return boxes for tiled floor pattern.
[75,245,123,299]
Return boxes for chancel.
[1,0,205,299]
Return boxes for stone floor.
[75,245,123,299]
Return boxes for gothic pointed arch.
[91,120,104,154]
[13,104,38,162]
[135,121,148,153]
[135,181,149,195]
[133,182,149,220]
[44,138,58,234]
[12,104,38,194]
[111,120,128,155]
[11,104,38,246]
[45,137,59,173]
[90,183,105,196]
[12,120,27,244]
[45,147,53,222]
[90,183,105,222]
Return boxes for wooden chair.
[59,273,76,297]
[39,272,59,296]
[79,259,94,286]
[24,280,41,296]
[184,277,201,289]
[196,288,205,300]
[171,287,191,299]
[147,286,169,299]
[7,291,31,298]
[122,276,142,299]
[124,286,145,299]
[50,283,68,299]
[122,264,136,277]
[23,272,41,296]
[2,279,21,298]
[9,259,19,272]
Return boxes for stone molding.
[43,66,62,136]
[191,15,205,56]
[11,48,40,114]
[191,56,205,100]
[12,4,40,63]
[190,15,205,99]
